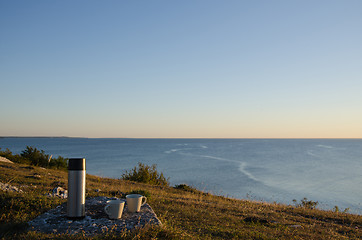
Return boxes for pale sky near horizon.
[1,0,362,138]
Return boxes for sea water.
[1,138,361,214]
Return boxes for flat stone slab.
[0,156,13,164]
[29,196,162,236]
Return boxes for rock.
[28,196,162,236]
[0,182,23,193]
[33,174,42,179]
[49,187,68,198]
[0,156,13,164]
[290,224,302,228]
[27,173,42,179]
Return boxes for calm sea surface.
[1,138,361,214]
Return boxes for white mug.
[126,194,147,213]
[104,199,125,219]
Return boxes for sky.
[1,0,362,138]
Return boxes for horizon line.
[1,136,362,140]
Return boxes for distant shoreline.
[0,136,74,139]
[1,136,362,140]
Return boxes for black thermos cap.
[68,158,86,170]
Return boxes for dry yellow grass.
[1,162,361,239]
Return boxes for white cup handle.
[104,205,111,215]
[142,196,147,206]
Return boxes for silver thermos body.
[67,158,86,219]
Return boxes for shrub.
[121,163,169,186]
[20,146,68,170]
[21,146,49,167]
[333,206,350,213]
[174,184,199,193]
[293,198,319,209]
[0,146,67,170]
[0,148,25,164]
[48,156,68,170]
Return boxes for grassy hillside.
[0,161,361,239]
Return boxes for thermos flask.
[67,158,86,219]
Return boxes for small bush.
[121,163,169,186]
[0,147,68,170]
[174,184,199,193]
[21,146,68,170]
[48,156,68,170]
[21,146,49,167]
[293,198,319,209]
[0,148,26,164]
[333,206,350,213]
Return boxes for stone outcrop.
[0,182,23,193]
[28,196,162,236]
[0,156,13,164]
[47,187,68,198]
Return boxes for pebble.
[290,225,302,228]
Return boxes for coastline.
[1,137,361,215]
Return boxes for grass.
[0,161,361,239]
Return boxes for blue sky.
[1,0,362,138]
